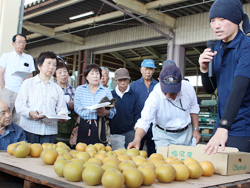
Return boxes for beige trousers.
[1,87,20,125]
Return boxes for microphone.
[206,40,215,77]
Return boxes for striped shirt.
[74,83,116,120]
[15,75,68,135]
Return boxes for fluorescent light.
[69,11,94,20]
[159,63,163,65]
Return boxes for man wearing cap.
[130,59,158,156]
[128,65,200,150]
[154,59,176,90]
[199,0,250,154]
[109,68,141,148]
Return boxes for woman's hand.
[97,107,108,117]
[29,111,45,121]
[59,114,67,122]
[68,101,74,109]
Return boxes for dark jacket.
[109,88,141,134]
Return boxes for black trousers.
[140,124,156,156]
[226,135,250,152]
[76,118,107,145]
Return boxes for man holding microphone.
[199,0,250,154]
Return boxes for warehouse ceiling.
[23,0,250,77]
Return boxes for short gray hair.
[100,67,110,76]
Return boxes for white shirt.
[115,85,130,98]
[135,80,200,133]
[0,51,35,93]
[15,75,68,135]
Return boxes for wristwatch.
[193,127,200,131]
[218,119,231,130]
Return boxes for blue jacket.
[213,30,250,137]
[0,122,27,150]
[130,77,158,133]
[130,77,158,113]
[109,88,141,134]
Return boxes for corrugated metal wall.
[28,23,170,57]
[175,12,215,45]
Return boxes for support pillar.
[77,50,93,85]
[0,0,21,56]
[100,54,103,67]
[72,54,77,76]
[173,45,185,78]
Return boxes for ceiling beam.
[54,11,124,32]
[26,33,43,40]
[26,11,124,40]
[129,49,141,58]
[143,46,165,62]
[186,57,197,67]
[146,0,188,9]
[192,47,201,54]
[24,0,84,20]
[113,0,175,28]
[23,21,84,45]
[110,52,140,72]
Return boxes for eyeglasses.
[167,99,186,111]
[15,41,26,45]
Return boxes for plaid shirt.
[60,84,76,111]
[61,84,76,102]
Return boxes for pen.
[36,110,43,123]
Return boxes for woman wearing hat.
[54,59,77,146]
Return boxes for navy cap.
[159,65,182,94]
[141,59,156,68]
[162,59,176,69]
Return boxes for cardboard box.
[202,129,213,134]
[157,144,250,176]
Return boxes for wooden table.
[1,151,250,188]
[0,162,83,188]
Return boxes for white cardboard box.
[157,144,250,175]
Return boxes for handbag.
[69,116,80,147]
[98,117,110,144]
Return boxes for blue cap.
[141,59,156,68]
[159,65,182,94]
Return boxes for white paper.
[64,95,70,102]
[11,71,32,79]
[82,102,111,110]
[191,137,197,147]
[40,114,71,123]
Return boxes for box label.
[232,164,247,173]
[171,150,193,161]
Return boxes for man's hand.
[203,128,228,154]
[127,139,141,150]
[199,48,217,73]
[23,73,33,81]
[193,130,201,144]
[29,111,45,121]
[97,107,106,117]
[68,101,74,109]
